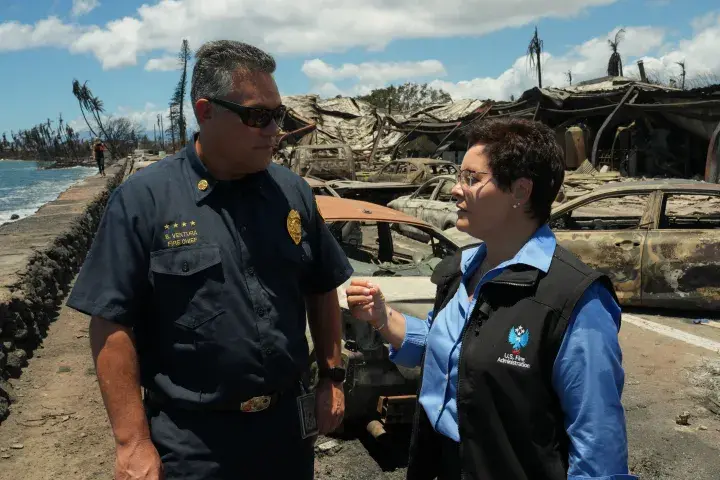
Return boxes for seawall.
[0,158,134,420]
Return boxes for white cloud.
[303,59,448,99]
[72,0,100,17]
[311,26,667,100]
[429,20,718,100]
[145,55,181,72]
[0,0,619,69]
[0,17,81,52]
[302,59,446,84]
[309,14,720,102]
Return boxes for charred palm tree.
[171,39,192,146]
[607,28,626,77]
[676,60,686,89]
[527,26,543,88]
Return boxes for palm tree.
[566,70,573,86]
[676,60,686,89]
[72,79,99,139]
[607,28,626,77]
[527,26,543,88]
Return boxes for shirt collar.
[182,133,273,204]
[183,133,218,205]
[461,223,557,278]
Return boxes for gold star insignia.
[174,223,179,228]
[190,221,196,226]
[182,222,187,227]
[164,224,170,230]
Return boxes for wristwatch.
[318,366,346,383]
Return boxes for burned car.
[366,158,457,185]
[287,143,356,180]
[549,179,720,311]
[448,180,720,311]
[388,175,458,230]
[307,196,459,427]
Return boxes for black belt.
[144,388,286,413]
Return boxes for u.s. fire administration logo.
[497,325,531,369]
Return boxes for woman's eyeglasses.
[456,169,492,188]
[206,97,287,129]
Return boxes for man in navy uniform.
[66,40,353,480]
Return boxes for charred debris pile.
[274,76,720,190]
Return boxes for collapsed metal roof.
[280,94,489,157]
[279,77,720,181]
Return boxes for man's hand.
[315,378,345,434]
[115,438,164,480]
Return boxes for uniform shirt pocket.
[149,244,225,329]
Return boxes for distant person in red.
[93,139,106,176]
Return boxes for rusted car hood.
[316,195,435,229]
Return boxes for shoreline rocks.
[0,157,134,421]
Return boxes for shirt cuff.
[568,475,638,480]
[305,264,354,295]
[65,294,135,327]
[388,314,428,368]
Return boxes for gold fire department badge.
[287,209,302,245]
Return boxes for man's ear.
[195,99,213,124]
[511,178,533,206]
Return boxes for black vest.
[406,244,617,480]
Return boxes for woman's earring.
[512,203,519,209]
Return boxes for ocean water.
[0,159,98,224]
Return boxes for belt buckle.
[240,395,272,413]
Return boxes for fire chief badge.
[287,209,302,245]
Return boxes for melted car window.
[551,194,649,231]
[660,193,720,229]
[327,220,452,276]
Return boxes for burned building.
[276,95,489,173]
[276,78,720,184]
[490,76,720,182]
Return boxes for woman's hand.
[345,279,389,328]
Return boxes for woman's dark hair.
[464,117,565,224]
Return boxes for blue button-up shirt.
[390,224,637,480]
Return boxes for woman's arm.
[552,281,638,480]
[346,280,430,368]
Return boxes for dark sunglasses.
[206,97,286,128]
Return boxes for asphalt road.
[314,309,720,480]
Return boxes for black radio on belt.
[317,366,346,383]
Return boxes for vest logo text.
[497,325,531,369]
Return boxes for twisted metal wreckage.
[275,75,720,184]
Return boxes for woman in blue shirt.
[346,118,636,480]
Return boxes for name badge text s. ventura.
[163,220,199,248]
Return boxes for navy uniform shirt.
[66,139,353,407]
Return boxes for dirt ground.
[0,302,719,479]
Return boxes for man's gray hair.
[190,40,276,108]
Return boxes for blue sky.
[1,0,719,138]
